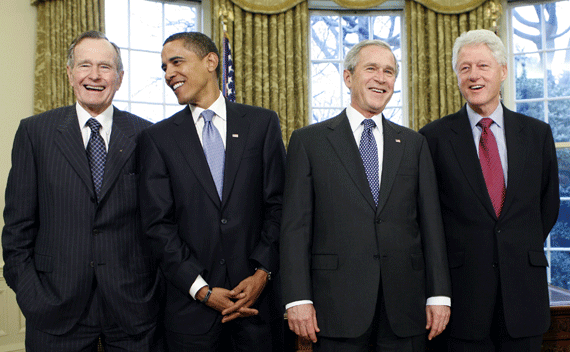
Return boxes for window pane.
[547,49,570,98]
[558,148,570,198]
[311,16,340,60]
[165,3,198,37]
[130,51,163,104]
[312,108,342,123]
[342,16,370,55]
[545,2,570,50]
[115,50,129,101]
[549,100,570,142]
[130,0,163,51]
[105,0,128,47]
[512,5,542,54]
[312,62,342,107]
[550,250,570,290]
[372,16,401,60]
[166,104,183,118]
[515,101,544,121]
[131,103,164,123]
[383,108,402,125]
[514,53,544,99]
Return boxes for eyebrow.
[162,55,185,70]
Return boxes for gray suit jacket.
[280,111,451,338]
[2,105,160,335]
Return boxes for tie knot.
[362,118,376,130]
[86,118,102,134]
[201,110,216,123]
[478,117,494,129]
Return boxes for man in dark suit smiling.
[138,32,286,351]
[280,39,451,352]
[420,29,560,351]
[2,31,162,351]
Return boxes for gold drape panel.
[32,0,104,114]
[213,0,309,143]
[225,0,487,14]
[406,0,494,130]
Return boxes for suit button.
[492,262,498,268]
[373,255,380,260]
[93,229,99,236]
[90,261,95,268]
[220,259,226,265]
[375,218,382,224]
[221,219,228,224]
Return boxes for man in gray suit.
[2,31,162,351]
[281,40,451,351]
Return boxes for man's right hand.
[287,303,320,343]
[196,286,258,323]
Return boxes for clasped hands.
[195,269,269,323]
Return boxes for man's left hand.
[221,269,268,323]
[426,305,450,340]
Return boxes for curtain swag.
[227,0,488,14]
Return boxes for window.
[310,10,405,125]
[105,0,201,123]
[509,0,570,289]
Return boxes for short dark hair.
[164,32,220,78]
[67,30,123,72]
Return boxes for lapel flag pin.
[232,134,239,138]
[395,139,401,143]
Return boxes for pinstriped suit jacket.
[2,105,161,336]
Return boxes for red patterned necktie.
[477,117,505,217]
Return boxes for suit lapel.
[222,101,250,207]
[501,106,526,217]
[377,118,403,214]
[98,108,137,201]
[449,105,497,218]
[171,106,221,207]
[326,112,376,210]
[54,106,94,195]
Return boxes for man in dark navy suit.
[2,31,162,352]
[138,32,286,351]
[420,29,560,351]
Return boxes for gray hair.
[344,39,399,78]
[452,29,506,72]
[67,30,123,72]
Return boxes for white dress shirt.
[77,103,113,151]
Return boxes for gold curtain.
[223,0,487,15]
[406,0,495,130]
[32,0,104,114]
[212,0,309,144]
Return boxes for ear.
[343,69,352,90]
[500,64,508,82]
[66,65,73,86]
[205,52,219,74]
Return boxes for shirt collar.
[346,105,384,134]
[76,102,114,132]
[467,103,504,131]
[190,92,227,124]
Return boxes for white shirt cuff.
[189,275,209,300]
[285,300,313,310]
[426,296,451,306]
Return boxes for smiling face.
[66,38,123,116]
[456,43,507,117]
[161,39,220,108]
[344,45,396,119]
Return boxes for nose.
[468,68,481,81]
[374,70,386,83]
[164,65,175,82]
[88,66,101,80]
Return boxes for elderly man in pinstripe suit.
[2,31,163,352]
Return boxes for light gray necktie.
[201,110,225,199]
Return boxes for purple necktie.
[86,118,107,200]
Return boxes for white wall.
[0,0,36,350]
